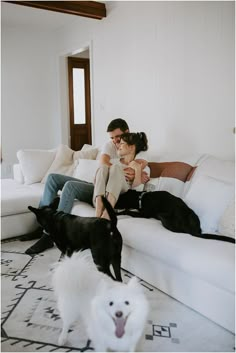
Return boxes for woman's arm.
[132,159,150,184]
[135,158,148,169]
[124,159,150,184]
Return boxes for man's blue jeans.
[39,173,94,214]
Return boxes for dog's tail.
[194,233,235,243]
[52,251,101,295]
[102,196,117,227]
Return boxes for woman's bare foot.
[101,209,110,220]
[101,193,116,220]
[95,196,104,217]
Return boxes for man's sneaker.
[25,233,54,255]
[20,227,44,241]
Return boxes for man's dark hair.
[107,118,129,132]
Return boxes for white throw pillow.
[17,149,56,185]
[188,155,234,184]
[182,155,234,198]
[73,159,100,183]
[184,175,234,233]
[144,177,184,197]
[218,199,235,237]
[42,144,98,183]
[74,146,98,161]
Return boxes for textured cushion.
[17,149,56,185]
[184,175,234,233]
[145,162,195,197]
[42,144,98,183]
[73,159,100,183]
[218,199,235,237]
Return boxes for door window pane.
[73,68,86,124]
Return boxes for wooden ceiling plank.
[5,1,106,20]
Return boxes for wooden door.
[68,57,91,150]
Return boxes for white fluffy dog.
[52,252,149,352]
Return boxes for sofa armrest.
[13,164,24,184]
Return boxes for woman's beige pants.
[93,164,129,205]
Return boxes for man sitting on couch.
[23,118,150,255]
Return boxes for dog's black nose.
[115,311,123,318]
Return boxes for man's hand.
[123,167,135,182]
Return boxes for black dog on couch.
[115,190,235,243]
[28,196,123,281]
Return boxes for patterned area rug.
[1,237,235,352]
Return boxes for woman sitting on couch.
[94,132,149,219]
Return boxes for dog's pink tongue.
[114,317,126,338]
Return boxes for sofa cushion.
[42,144,98,183]
[145,162,196,197]
[218,199,235,238]
[116,217,235,293]
[184,175,234,233]
[73,159,100,183]
[71,201,234,293]
[17,148,56,184]
[144,177,185,197]
[1,179,44,216]
[184,155,234,189]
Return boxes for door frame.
[68,57,92,150]
[58,43,94,148]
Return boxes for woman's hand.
[128,161,142,187]
[124,161,150,184]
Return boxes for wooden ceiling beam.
[5,1,106,20]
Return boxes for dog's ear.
[50,197,60,210]
[28,206,37,214]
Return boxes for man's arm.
[99,153,112,167]
[136,159,150,183]
[128,161,142,187]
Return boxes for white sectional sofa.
[1,144,235,333]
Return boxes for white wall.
[55,1,235,160]
[1,1,235,178]
[1,26,60,176]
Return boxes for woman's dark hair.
[120,132,148,155]
[107,118,129,132]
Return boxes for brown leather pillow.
[148,162,196,182]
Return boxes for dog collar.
[138,191,146,209]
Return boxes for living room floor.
[1,237,235,352]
